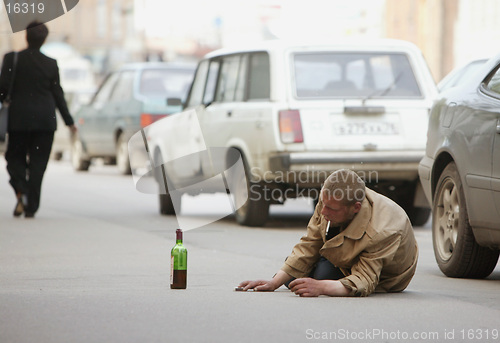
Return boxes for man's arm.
[280,201,326,278]
[50,62,74,126]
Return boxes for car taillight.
[279,110,303,143]
[140,114,167,128]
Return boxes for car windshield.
[293,52,421,99]
[139,68,194,100]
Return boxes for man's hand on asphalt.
[238,280,277,292]
[289,278,326,297]
[289,278,351,297]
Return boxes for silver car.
[419,53,500,278]
[437,58,488,93]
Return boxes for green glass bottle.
[170,229,187,289]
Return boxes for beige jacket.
[281,188,418,297]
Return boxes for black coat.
[0,48,74,132]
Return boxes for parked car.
[71,62,196,174]
[437,58,488,92]
[148,39,438,226]
[419,53,500,278]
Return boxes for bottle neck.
[176,229,183,244]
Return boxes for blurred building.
[453,0,500,65]
[385,0,500,82]
[0,0,138,76]
[1,0,499,82]
[385,0,458,82]
[53,0,138,74]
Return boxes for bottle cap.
[176,229,183,240]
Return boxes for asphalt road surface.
[1,158,499,343]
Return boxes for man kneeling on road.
[238,169,418,297]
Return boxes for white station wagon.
[146,39,438,227]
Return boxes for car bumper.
[267,151,424,186]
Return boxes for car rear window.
[293,52,421,99]
[139,68,194,100]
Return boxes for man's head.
[26,21,49,49]
[320,169,366,227]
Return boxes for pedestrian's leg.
[25,132,54,216]
[5,132,29,195]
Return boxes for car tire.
[71,138,90,171]
[159,191,181,215]
[432,162,500,278]
[116,134,132,175]
[154,150,181,215]
[231,157,270,227]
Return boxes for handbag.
[0,52,18,142]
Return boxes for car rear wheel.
[159,191,181,215]
[154,150,181,215]
[231,159,270,227]
[71,138,90,171]
[116,135,132,175]
[432,162,499,278]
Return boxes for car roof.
[118,62,197,72]
[204,38,424,59]
[439,52,500,94]
[482,52,500,75]
[437,58,489,92]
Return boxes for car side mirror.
[167,98,183,107]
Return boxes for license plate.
[332,122,400,135]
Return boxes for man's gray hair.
[322,169,366,205]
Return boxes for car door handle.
[497,119,500,134]
[227,111,232,117]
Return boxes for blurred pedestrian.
[238,169,418,297]
[0,21,76,218]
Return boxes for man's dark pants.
[285,257,345,288]
[5,131,54,214]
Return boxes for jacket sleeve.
[339,233,402,297]
[281,201,324,278]
[50,61,74,126]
